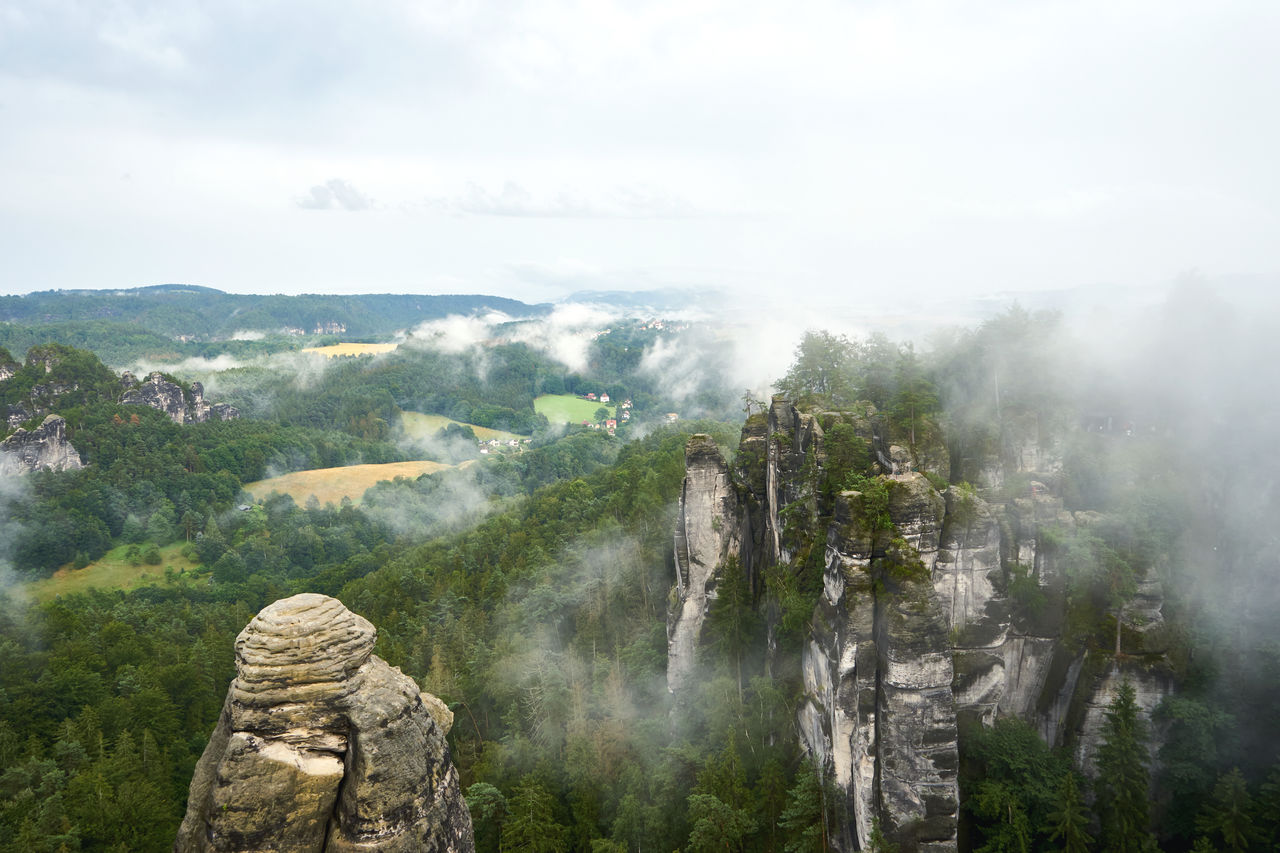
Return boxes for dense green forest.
[0,286,545,341]
[0,293,1278,851]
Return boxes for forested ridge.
[0,294,1278,851]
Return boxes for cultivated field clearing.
[27,543,200,601]
[244,460,454,506]
[399,411,523,443]
[301,342,398,358]
[534,394,616,424]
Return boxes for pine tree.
[778,759,827,853]
[1095,682,1155,853]
[1047,773,1093,853]
[1195,768,1257,853]
[501,776,566,853]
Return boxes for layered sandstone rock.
[677,397,1172,853]
[0,414,83,475]
[800,477,959,852]
[123,372,240,424]
[668,435,742,696]
[174,594,473,853]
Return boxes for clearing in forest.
[534,394,616,424]
[27,542,201,601]
[301,342,398,358]
[399,412,523,443]
[245,460,454,506]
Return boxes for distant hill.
[0,287,550,340]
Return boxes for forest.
[0,287,1278,852]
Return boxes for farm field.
[245,460,454,506]
[301,342,398,358]
[26,543,201,602]
[399,411,523,443]
[534,394,616,424]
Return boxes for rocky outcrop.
[122,372,239,424]
[0,415,83,475]
[801,476,959,852]
[4,404,32,430]
[174,594,474,853]
[668,435,742,697]
[675,397,1173,853]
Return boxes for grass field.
[244,460,454,506]
[26,543,201,602]
[534,394,616,424]
[302,342,398,358]
[399,411,522,443]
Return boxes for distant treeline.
[0,286,548,365]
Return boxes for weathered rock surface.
[800,477,959,852]
[122,372,240,424]
[4,404,32,430]
[174,594,474,853]
[0,414,83,475]
[676,397,1173,853]
[668,435,742,696]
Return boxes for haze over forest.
[3,2,1280,851]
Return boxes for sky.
[1,0,1278,306]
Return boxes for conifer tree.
[1195,768,1257,853]
[502,776,566,853]
[1095,682,1156,853]
[1047,773,1093,853]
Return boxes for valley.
[0,286,1274,853]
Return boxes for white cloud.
[1,0,1278,301]
[296,179,372,211]
[435,181,697,219]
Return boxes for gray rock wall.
[122,372,240,424]
[668,435,742,697]
[677,398,1173,853]
[799,476,959,852]
[0,414,83,475]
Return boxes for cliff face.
[121,372,240,424]
[175,594,473,853]
[668,434,742,696]
[670,398,1171,853]
[801,476,959,852]
[0,414,83,475]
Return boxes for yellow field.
[26,543,201,602]
[302,342,398,358]
[399,411,523,443]
[244,460,454,506]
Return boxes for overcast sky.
[1,0,1277,305]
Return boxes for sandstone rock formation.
[122,372,240,424]
[0,414,83,475]
[672,397,1172,853]
[174,594,474,853]
[801,476,959,852]
[668,434,742,696]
